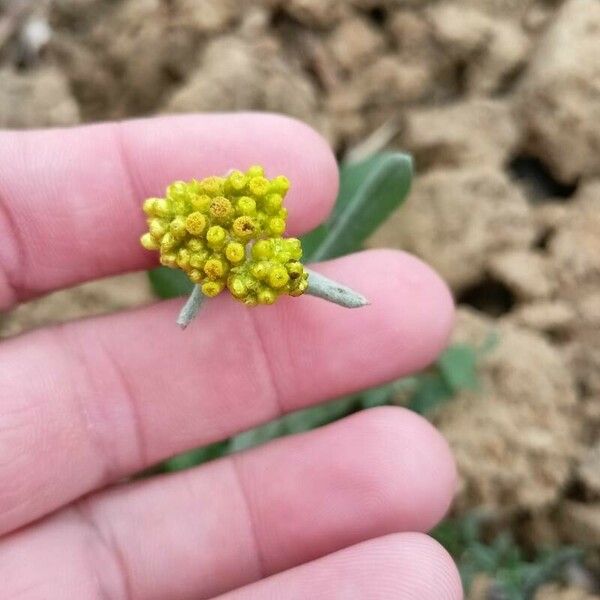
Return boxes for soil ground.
[1,1,599,597]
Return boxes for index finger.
[0,113,338,310]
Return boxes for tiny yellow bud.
[227,170,248,192]
[140,232,159,250]
[285,238,303,260]
[258,288,277,305]
[272,175,290,194]
[160,252,177,267]
[176,248,191,269]
[189,252,207,269]
[228,275,247,298]
[170,216,187,239]
[167,181,187,200]
[225,241,245,263]
[252,239,273,260]
[154,198,170,218]
[269,266,290,289]
[202,281,224,297]
[204,257,226,280]
[209,196,234,220]
[191,194,211,212]
[200,176,225,196]
[187,238,204,252]
[143,197,160,216]
[276,251,291,264]
[236,196,256,215]
[206,225,227,249]
[187,179,202,195]
[232,216,258,239]
[161,232,176,251]
[186,212,207,235]
[250,261,268,280]
[248,176,269,197]
[287,261,304,279]
[268,217,286,236]
[149,218,167,239]
[246,165,264,178]
[189,269,203,283]
[264,193,283,214]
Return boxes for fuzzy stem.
[176,270,368,328]
[306,269,369,308]
[177,285,206,329]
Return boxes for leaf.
[163,440,230,471]
[148,266,193,299]
[408,374,454,415]
[358,383,395,409]
[438,344,479,394]
[306,152,413,262]
[229,419,289,453]
[284,396,357,434]
[299,224,328,262]
[229,396,358,453]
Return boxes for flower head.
[141,166,307,305]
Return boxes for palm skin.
[0,114,462,600]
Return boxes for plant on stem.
[140,165,368,327]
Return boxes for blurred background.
[1,0,599,598]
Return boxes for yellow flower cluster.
[140,166,308,305]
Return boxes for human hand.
[0,114,461,599]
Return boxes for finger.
[0,113,338,309]
[217,534,462,600]
[0,409,457,600]
[0,249,454,535]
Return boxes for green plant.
[143,165,372,327]
[148,152,413,298]
[433,516,583,599]
[145,152,412,467]
[146,152,494,473]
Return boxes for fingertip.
[343,406,457,533]
[371,248,455,366]
[315,248,456,375]
[386,533,464,600]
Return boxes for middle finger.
[0,250,453,536]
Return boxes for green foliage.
[302,152,413,261]
[433,516,583,599]
[148,266,193,299]
[407,343,479,414]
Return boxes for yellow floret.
[269,266,290,289]
[267,217,286,236]
[202,281,224,297]
[206,225,227,249]
[140,233,159,250]
[186,212,207,235]
[140,166,308,305]
[209,196,234,220]
[232,216,258,239]
[225,242,245,264]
